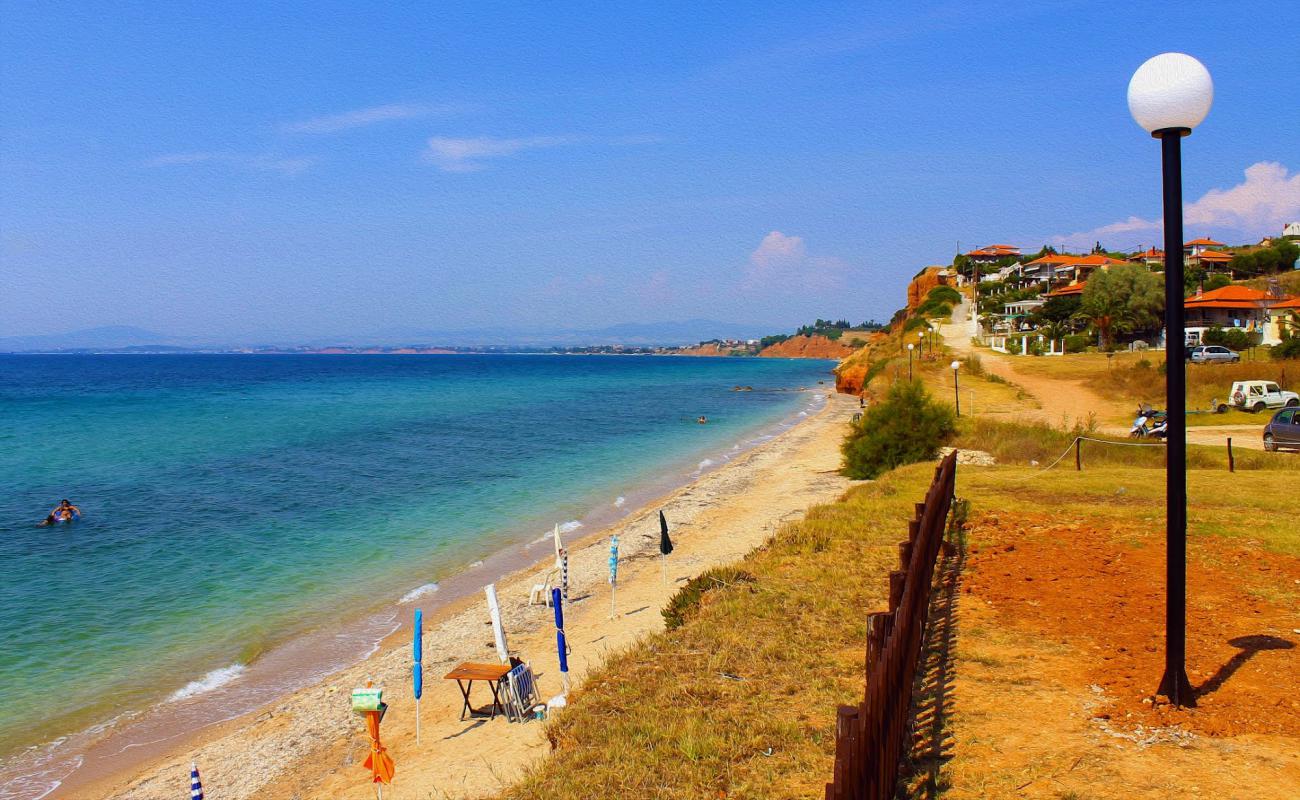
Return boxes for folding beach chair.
[503,663,540,722]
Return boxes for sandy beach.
[60,390,858,800]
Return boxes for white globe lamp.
[1127,53,1213,136]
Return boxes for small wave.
[167,664,246,702]
[798,411,808,417]
[400,583,439,603]
[469,560,484,568]
[614,496,625,508]
[558,520,583,533]
[697,458,715,471]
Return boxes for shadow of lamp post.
[1127,51,1214,708]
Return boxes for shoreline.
[37,387,850,800]
[61,390,857,800]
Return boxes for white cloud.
[744,230,847,290]
[422,136,578,172]
[281,103,470,134]
[147,152,315,176]
[1052,161,1300,248]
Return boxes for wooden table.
[444,662,512,721]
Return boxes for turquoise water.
[0,354,832,790]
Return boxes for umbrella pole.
[609,584,616,619]
[660,554,666,588]
[415,698,420,746]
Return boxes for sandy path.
[72,392,859,800]
[945,300,1122,432]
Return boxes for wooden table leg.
[456,679,474,721]
[488,679,501,720]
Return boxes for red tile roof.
[1184,237,1225,247]
[1046,282,1087,296]
[1270,297,1300,310]
[1025,254,1076,266]
[1195,249,1233,262]
[1184,285,1274,309]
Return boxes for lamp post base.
[1157,666,1196,707]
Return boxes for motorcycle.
[1130,406,1168,439]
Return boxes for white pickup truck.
[1221,380,1300,413]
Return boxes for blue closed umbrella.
[413,609,423,745]
[551,587,570,693]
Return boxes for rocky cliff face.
[758,334,856,359]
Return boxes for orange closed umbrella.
[363,708,395,787]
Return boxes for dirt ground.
[928,509,1300,799]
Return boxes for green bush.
[841,381,957,479]
[1202,326,1260,350]
[1027,338,1046,356]
[1063,334,1091,353]
[1005,338,1022,355]
[662,566,755,630]
[927,285,963,306]
[901,316,931,334]
[1273,338,1300,360]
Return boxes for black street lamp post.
[950,360,961,417]
[907,343,915,381]
[1128,52,1214,708]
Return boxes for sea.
[0,353,834,798]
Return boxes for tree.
[1079,264,1164,350]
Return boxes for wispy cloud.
[146,152,316,176]
[1051,162,1300,249]
[281,103,472,135]
[744,230,848,290]
[423,134,659,172]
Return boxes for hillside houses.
[964,230,1300,350]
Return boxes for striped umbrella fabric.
[560,549,569,603]
[190,762,203,800]
[608,535,620,617]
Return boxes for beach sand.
[65,391,858,800]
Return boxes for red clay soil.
[758,334,855,359]
[963,511,1300,738]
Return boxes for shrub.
[841,381,957,479]
[927,285,963,306]
[1005,338,1022,355]
[901,316,931,334]
[1063,334,1091,354]
[662,566,755,630]
[961,353,985,376]
[1202,326,1259,350]
[1027,338,1046,356]
[1273,338,1300,360]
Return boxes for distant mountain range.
[0,320,772,353]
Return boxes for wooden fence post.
[1075,437,1081,471]
[1227,437,1234,472]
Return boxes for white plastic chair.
[528,569,558,606]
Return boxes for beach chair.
[528,569,558,606]
[502,663,540,722]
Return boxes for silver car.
[1189,345,1241,363]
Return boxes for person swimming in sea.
[697,415,708,424]
[39,499,81,526]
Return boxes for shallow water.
[0,353,833,797]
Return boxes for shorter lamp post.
[951,360,961,416]
[917,330,925,358]
[907,343,915,380]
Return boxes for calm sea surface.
[0,353,833,796]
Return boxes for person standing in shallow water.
[39,499,81,526]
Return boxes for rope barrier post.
[1227,437,1234,473]
[1075,438,1082,471]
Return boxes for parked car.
[1263,407,1300,451]
[1188,345,1240,364]
[1221,380,1300,413]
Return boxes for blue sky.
[3,1,1298,341]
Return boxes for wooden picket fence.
[825,451,958,800]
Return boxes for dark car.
[1263,407,1300,451]
[1188,345,1241,363]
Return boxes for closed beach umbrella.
[551,587,570,693]
[608,535,619,618]
[553,523,564,569]
[659,510,674,587]
[412,609,423,745]
[189,762,203,800]
[560,549,569,603]
[363,707,396,789]
[484,583,510,664]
